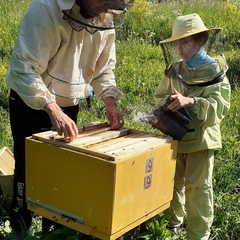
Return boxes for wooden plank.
[77,122,109,133]
[32,128,130,145]
[32,122,110,141]
[0,147,15,176]
[102,136,172,160]
[72,128,130,146]
[76,126,112,138]
[71,136,104,146]
[87,131,152,152]
[88,130,145,148]
[32,126,112,142]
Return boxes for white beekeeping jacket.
[6,0,120,109]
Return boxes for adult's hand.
[104,97,124,129]
[44,102,78,142]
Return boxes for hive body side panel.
[26,139,116,234]
[111,142,177,232]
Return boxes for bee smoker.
[143,97,192,140]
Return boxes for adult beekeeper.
[153,13,231,239]
[6,0,134,239]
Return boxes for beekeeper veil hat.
[160,13,221,43]
[159,13,223,68]
[63,0,134,34]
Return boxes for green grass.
[0,0,240,239]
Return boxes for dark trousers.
[9,89,79,232]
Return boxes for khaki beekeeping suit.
[154,13,231,239]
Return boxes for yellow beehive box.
[26,123,177,240]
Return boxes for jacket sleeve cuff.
[99,87,121,101]
[191,97,200,113]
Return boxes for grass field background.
[0,0,239,239]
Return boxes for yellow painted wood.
[112,144,177,232]
[28,201,170,240]
[26,127,177,240]
[26,140,116,233]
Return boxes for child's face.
[174,36,202,61]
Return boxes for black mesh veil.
[160,30,224,69]
[63,0,134,34]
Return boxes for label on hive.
[144,174,152,189]
[145,157,154,173]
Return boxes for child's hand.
[168,88,195,111]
